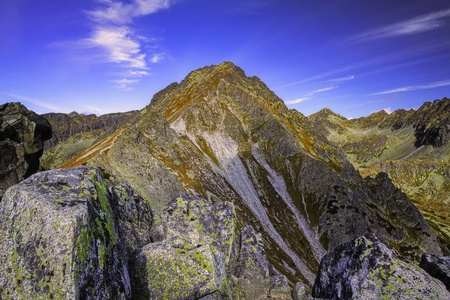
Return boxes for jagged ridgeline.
[51,62,445,286]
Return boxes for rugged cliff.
[58,62,443,286]
[0,102,52,199]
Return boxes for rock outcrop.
[0,102,52,199]
[420,254,450,291]
[312,234,450,299]
[0,167,289,299]
[0,167,132,299]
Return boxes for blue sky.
[1,0,449,118]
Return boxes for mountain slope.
[59,62,442,286]
[308,98,450,253]
[41,110,137,169]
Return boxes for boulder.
[270,274,291,299]
[129,193,241,299]
[235,225,271,299]
[0,167,130,299]
[109,183,154,254]
[312,233,450,299]
[0,102,52,199]
[292,282,312,300]
[420,254,450,291]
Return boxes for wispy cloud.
[372,79,450,95]
[111,78,141,90]
[2,92,64,113]
[55,0,176,89]
[150,53,164,63]
[348,9,450,43]
[85,26,147,69]
[285,86,334,105]
[323,75,355,83]
[88,0,172,24]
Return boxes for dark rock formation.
[0,102,52,199]
[312,233,449,299]
[420,254,450,291]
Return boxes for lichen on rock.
[0,167,130,299]
[312,233,450,299]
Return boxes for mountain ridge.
[55,62,444,286]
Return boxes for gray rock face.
[236,225,271,299]
[312,233,449,299]
[109,183,154,254]
[420,254,450,291]
[270,275,292,299]
[0,167,131,299]
[0,102,52,199]
[129,193,241,300]
[291,282,312,300]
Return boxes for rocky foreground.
[0,167,449,299]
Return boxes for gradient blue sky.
[1,0,449,118]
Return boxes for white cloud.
[277,66,353,90]
[348,9,450,43]
[2,92,64,113]
[88,0,172,24]
[150,53,164,63]
[112,78,142,89]
[285,86,334,105]
[285,97,309,105]
[68,0,178,89]
[324,75,354,83]
[372,79,450,95]
[85,26,148,69]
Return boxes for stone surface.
[291,282,312,300]
[0,102,52,199]
[270,274,291,299]
[312,233,450,299]
[420,254,450,291]
[109,183,154,254]
[236,225,271,299]
[0,167,130,299]
[129,193,241,300]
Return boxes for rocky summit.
[0,62,448,299]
